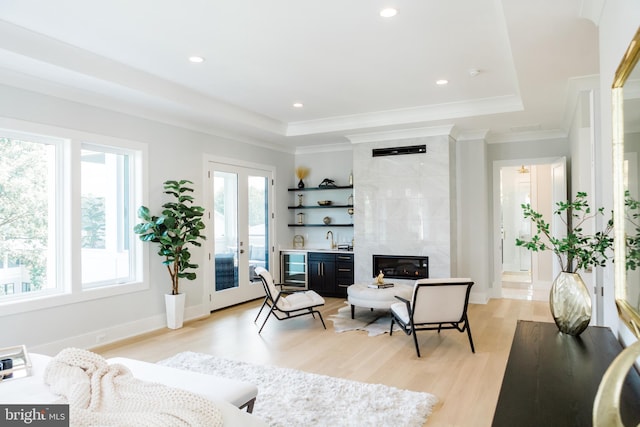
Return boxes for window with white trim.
[81,145,136,288]
[0,127,145,305]
[0,134,60,299]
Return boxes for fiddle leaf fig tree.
[133,180,206,295]
[515,192,613,274]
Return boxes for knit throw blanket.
[44,348,223,427]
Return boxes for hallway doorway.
[494,158,566,301]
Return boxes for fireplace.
[372,255,429,280]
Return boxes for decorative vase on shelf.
[549,271,591,336]
[298,179,305,189]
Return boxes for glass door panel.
[213,171,238,291]
[248,175,269,282]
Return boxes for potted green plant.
[516,191,613,336]
[133,180,206,329]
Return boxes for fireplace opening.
[372,255,429,280]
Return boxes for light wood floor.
[96,297,553,427]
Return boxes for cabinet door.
[308,254,323,292]
[308,252,335,295]
[322,256,336,295]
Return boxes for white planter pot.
[165,293,186,329]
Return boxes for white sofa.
[0,353,267,427]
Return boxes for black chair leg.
[254,297,268,322]
[258,305,277,334]
[316,311,326,329]
[411,324,421,357]
[465,316,475,353]
[389,317,395,335]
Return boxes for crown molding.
[0,20,287,137]
[454,129,490,142]
[579,0,605,26]
[345,125,455,144]
[294,142,353,155]
[287,95,524,137]
[486,128,568,144]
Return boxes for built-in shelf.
[288,224,353,227]
[288,205,353,209]
[289,184,354,227]
[288,185,353,191]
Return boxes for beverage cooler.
[280,250,307,289]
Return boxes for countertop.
[280,248,354,254]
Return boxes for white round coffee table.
[347,283,414,319]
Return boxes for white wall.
[0,84,294,353]
[456,139,490,303]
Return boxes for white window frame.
[80,142,139,289]
[0,118,148,317]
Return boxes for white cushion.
[390,302,410,324]
[281,290,324,311]
[391,278,473,325]
[411,279,472,324]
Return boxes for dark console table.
[492,320,640,427]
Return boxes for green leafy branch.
[625,190,640,270]
[515,192,613,274]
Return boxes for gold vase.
[549,272,591,336]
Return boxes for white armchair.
[254,267,326,333]
[389,278,475,357]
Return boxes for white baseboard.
[469,291,489,304]
[30,304,210,355]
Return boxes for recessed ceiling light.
[380,8,398,18]
[293,102,304,108]
[188,56,205,63]
[436,79,449,85]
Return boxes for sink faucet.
[326,230,336,249]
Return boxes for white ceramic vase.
[165,293,186,329]
[549,272,591,336]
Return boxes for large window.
[81,145,135,287]
[0,135,58,299]
[0,126,145,309]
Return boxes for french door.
[207,160,273,311]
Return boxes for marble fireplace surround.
[350,131,457,285]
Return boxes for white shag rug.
[159,351,437,427]
[328,304,402,336]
